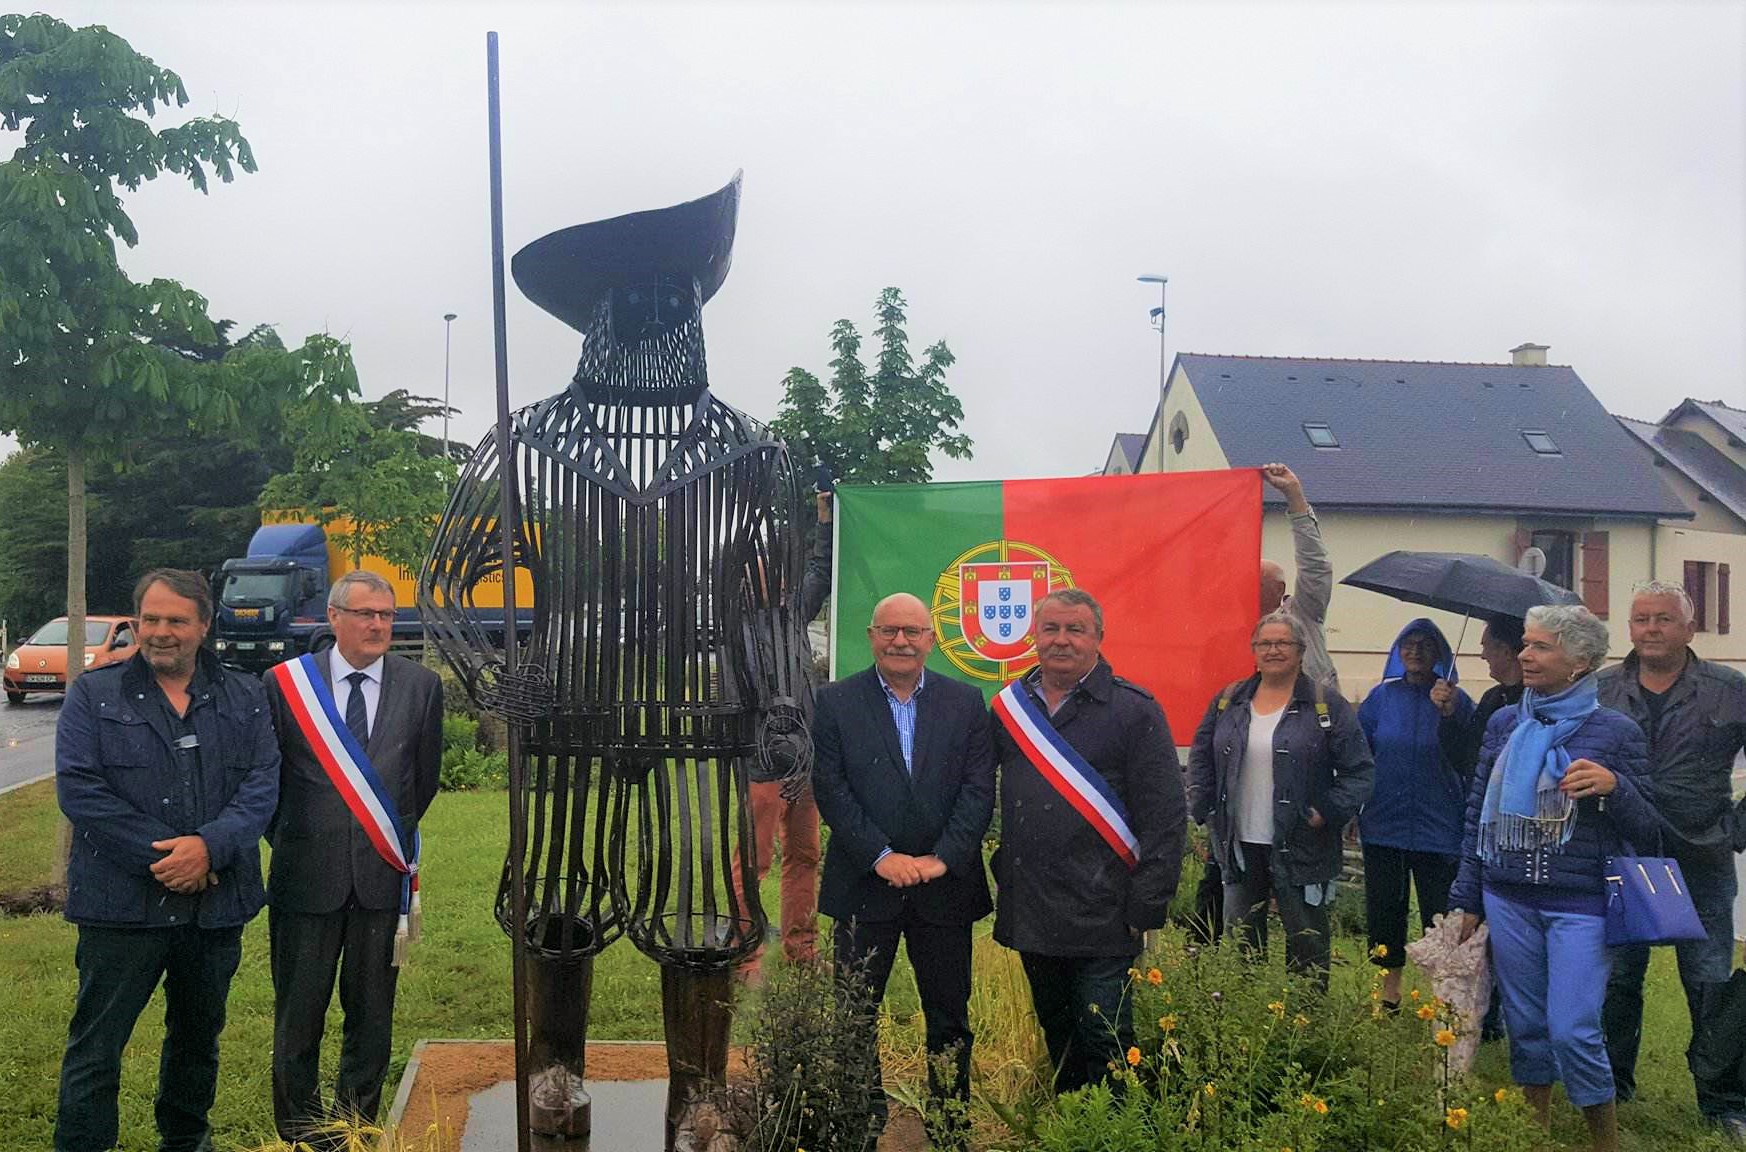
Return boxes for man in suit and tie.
[263,570,443,1143]
[812,591,996,1141]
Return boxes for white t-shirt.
[1234,705,1284,844]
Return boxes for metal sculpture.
[419,171,812,1149]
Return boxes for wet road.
[0,694,59,792]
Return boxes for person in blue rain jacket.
[1359,617,1474,1009]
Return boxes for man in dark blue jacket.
[812,590,995,1143]
[53,569,280,1152]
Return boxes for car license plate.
[232,608,260,620]
[24,674,58,685]
[234,642,257,651]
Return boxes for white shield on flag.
[959,561,1050,662]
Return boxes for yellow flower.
[1126,1046,1142,1066]
[1204,1082,1217,1098]
[1314,1098,1329,1115]
[1494,1087,1509,1104]
[1293,1013,1310,1029]
[1371,943,1388,959]
[1416,1004,1437,1021]
[1147,967,1164,986]
[1088,1003,1102,1016]
[1128,967,1141,980]
[1300,1092,1317,1111]
[1268,1000,1287,1018]
[1446,1107,1469,1130]
[1434,1029,1457,1048]
[1159,1014,1178,1032]
[1409,989,1422,1002]
[1370,988,1383,1002]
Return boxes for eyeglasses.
[333,606,397,624]
[1628,614,1683,628]
[872,625,932,641]
[1252,639,1302,652]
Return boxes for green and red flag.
[831,469,1262,744]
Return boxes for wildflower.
[1128,967,1141,980]
[1159,1014,1178,1032]
[1126,1046,1142,1067]
[1300,1093,1317,1111]
[1370,988,1383,1002]
[1416,1004,1437,1021]
[1163,991,1173,1003]
[1434,1029,1457,1048]
[1494,1088,1509,1104]
[1147,967,1164,986]
[1371,943,1388,959]
[1445,1107,1469,1130]
[1409,989,1421,1002]
[1314,1098,1329,1115]
[1292,1013,1310,1029]
[1268,1000,1287,1018]
[1088,1002,1102,1016]
[1204,1082,1217,1098]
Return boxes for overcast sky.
[5,1,1743,480]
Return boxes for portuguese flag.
[830,469,1262,745]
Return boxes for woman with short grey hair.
[1449,603,1661,1151]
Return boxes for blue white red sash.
[993,679,1140,871]
[270,654,422,960]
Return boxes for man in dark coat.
[991,588,1185,1093]
[1597,582,1746,1138]
[54,569,280,1152]
[264,570,443,1143]
[812,590,995,1139]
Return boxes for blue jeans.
[56,923,245,1152]
[1603,857,1740,1116]
[1485,887,1615,1108]
[1020,951,1135,1095]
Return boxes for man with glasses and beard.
[54,569,280,1152]
[263,570,443,1146]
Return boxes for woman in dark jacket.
[1451,605,1658,1152]
[1188,612,1374,980]
[1359,617,1475,1008]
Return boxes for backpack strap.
[1216,679,1250,714]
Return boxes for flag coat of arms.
[831,470,1262,745]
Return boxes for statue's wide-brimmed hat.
[511,172,741,333]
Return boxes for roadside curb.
[0,772,50,797]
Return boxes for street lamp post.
[1137,274,1167,468]
[442,312,457,464]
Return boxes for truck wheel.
[4,691,23,706]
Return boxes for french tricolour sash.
[993,680,1140,871]
[270,653,422,964]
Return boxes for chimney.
[1510,342,1549,367]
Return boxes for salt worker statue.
[419,172,813,1147]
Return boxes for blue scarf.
[1478,674,1598,864]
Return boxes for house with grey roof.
[1101,432,1147,476]
[1617,398,1746,647]
[1112,343,1708,687]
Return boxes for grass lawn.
[0,778,1736,1150]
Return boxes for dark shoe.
[1380,999,1401,1017]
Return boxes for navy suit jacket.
[812,666,995,925]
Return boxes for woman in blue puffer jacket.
[1450,604,1658,1152]
[1359,618,1475,1008]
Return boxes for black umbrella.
[1341,551,1584,659]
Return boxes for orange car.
[4,615,140,705]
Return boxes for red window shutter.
[1721,564,1731,635]
[1686,560,1708,631]
[1580,532,1610,618]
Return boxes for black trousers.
[270,903,401,1143]
[833,909,974,1131]
[1224,841,1331,983]
[56,922,244,1152]
[1362,843,1457,972]
[1020,951,1135,1095]
[1190,854,1225,945]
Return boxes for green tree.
[773,287,971,485]
[0,14,259,679]
[260,398,456,576]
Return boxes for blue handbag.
[1604,843,1707,947]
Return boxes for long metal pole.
[486,31,531,1152]
[442,313,456,464]
[1155,278,1169,456]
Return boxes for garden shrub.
[745,954,885,1152]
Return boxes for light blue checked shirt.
[879,668,926,774]
[872,669,926,869]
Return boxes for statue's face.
[570,277,708,406]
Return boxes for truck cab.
[213,524,333,673]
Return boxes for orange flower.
[1409,989,1422,1002]
[1314,1098,1329,1115]
[1147,967,1164,986]
[1292,1014,1310,1029]
[1204,1082,1217,1098]
[1416,1004,1437,1021]
[1434,1029,1457,1048]
[1125,1046,1142,1066]
[1159,1014,1178,1032]
[1445,1107,1469,1130]
[1268,1000,1287,1018]
[1494,1087,1509,1104]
